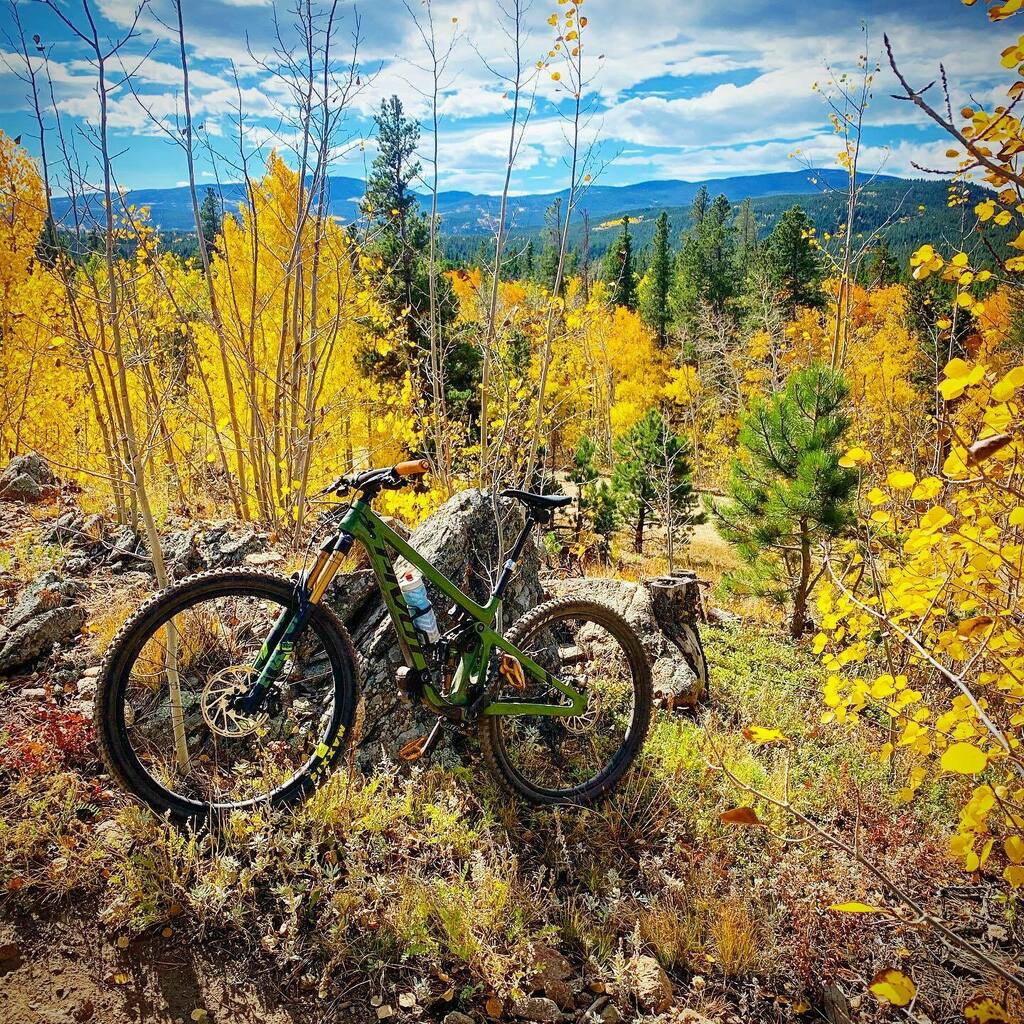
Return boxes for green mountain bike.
[96,461,652,822]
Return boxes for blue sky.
[0,0,1013,196]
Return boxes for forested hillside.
[1,0,1024,1023]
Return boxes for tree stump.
[646,574,708,704]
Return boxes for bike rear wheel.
[479,598,652,805]
[96,568,360,823]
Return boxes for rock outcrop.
[0,571,86,675]
[544,573,707,705]
[41,511,270,580]
[0,454,58,503]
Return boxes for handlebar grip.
[394,459,430,478]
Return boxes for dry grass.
[710,899,761,977]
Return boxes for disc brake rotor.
[200,665,267,738]
[560,678,602,735]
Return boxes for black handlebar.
[322,465,409,499]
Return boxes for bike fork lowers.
[236,532,353,714]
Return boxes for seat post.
[490,513,536,602]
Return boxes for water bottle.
[399,569,440,643]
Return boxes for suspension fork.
[236,531,354,714]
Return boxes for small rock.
[597,1004,622,1024]
[0,941,22,975]
[245,551,283,566]
[375,1006,394,1021]
[511,996,561,1022]
[0,571,86,674]
[529,945,575,1010]
[628,955,673,1014]
[73,1000,95,1022]
[398,992,417,1009]
[0,453,58,502]
[442,1014,475,1024]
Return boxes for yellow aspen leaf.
[963,995,1010,1023]
[886,470,916,489]
[720,806,761,825]
[943,357,975,380]
[841,446,873,468]
[868,969,916,1007]
[991,366,1024,401]
[742,725,789,744]
[957,615,993,637]
[911,476,943,500]
[1005,836,1024,863]
[1005,864,1024,887]
[943,447,969,478]
[1009,506,1024,526]
[941,742,988,775]
[828,901,889,913]
[870,675,897,699]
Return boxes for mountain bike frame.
[236,495,587,723]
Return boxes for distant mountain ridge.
[52,167,902,235]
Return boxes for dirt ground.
[0,906,373,1024]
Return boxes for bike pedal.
[398,735,429,762]
[398,718,445,763]
[499,653,526,692]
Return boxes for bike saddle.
[500,489,573,512]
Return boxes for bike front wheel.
[479,598,652,805]
[96,568,360,823]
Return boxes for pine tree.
[538,199,564,292]
[604,216,637,309]
[690,185,710,228]
[761,204,823,315]
[736,197,757,262]
[521,238,535,279]
[862,238,900,287]
[712,365,856,637]
[199,187,222,253]
[613,409,700,559]
[641,211,672,346]
[362,95,428,345]
[569,435,619,560]
[671,193,738,327]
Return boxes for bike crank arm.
[236,531,353,715]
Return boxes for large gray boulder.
[0,454,58,503]
[0,571,86,675]
[326,489,542,760]
[544,574,707,706]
